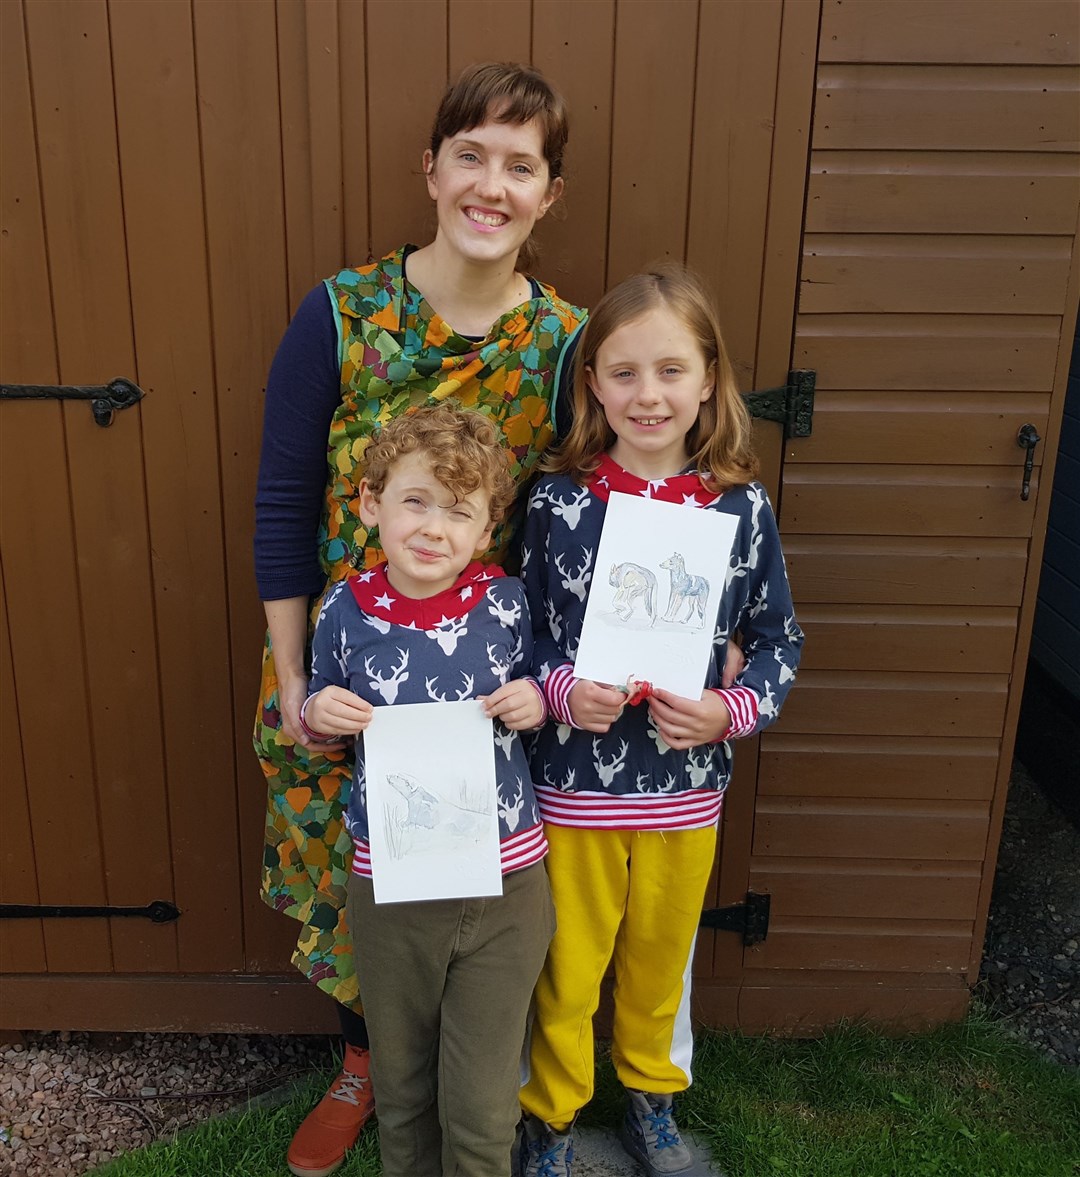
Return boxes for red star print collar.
[347,560,505,629]
[586,452,721,506]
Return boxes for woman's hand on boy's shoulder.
[479,680,545,732]
[647,688,730,750]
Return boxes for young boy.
[301,405,554,1177]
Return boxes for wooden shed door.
[2,0,819,1033]
[744,0,1080,1031]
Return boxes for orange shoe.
[287,1044,375,1177]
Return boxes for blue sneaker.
[619,1089,694,1176]
[520,1113,574,1177]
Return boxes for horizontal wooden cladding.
[759,734,1000,800]
[818,1,1079,66]
[750,857,983,919]
[797,604,1017,673]
[748,915,972,973]
[776,669,1008,737]
[795,314,1061,392]
[733,982,970,1035]
[784,536,1028,606]
[789,392,1050,465]
[753,797,990,861]
[814,64,1080,152]
[806,152,1080,235]
[782,465,1038,537]
[800,235,1073,315]
[0,975,340,1034]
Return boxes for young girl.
[519,265,804,1177]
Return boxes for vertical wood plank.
[687,0,783,387]
[0,2,107,974]
[109,0,244,973]
[0,570,46,973]
[24,0,176,973]
[339,0,371,265]
[605,0,699,284]
[193,0,296,973]
[366,0,448,257]
[279,0,347,309]
[448,0,531,76]
[532,0,615,309]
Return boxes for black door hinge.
[0,377,145,427]
[0,901,180,923]
[700,891,770,946]
[744,369,815,439]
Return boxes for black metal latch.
[700,891,771,946]
[0,901,180,923]
[744,369,815,439]
[0,377,145,427]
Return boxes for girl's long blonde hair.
[544,264,759,491]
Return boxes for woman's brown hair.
[428,62,568,273]
[544,264,759,491]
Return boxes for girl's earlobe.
[584,365,603,404]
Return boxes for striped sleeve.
[709,685,759,740]
[543,661,581,727]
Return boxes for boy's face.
[358,451,494,599]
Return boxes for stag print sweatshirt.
[307,562,548,876]
[521,454,804,831]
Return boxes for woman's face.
[424,116,562,269]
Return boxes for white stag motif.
[334,625,352,678]
[592,738,629,787]
[424,671,475,702]
[646,713,672,756]
[544,598,563,644]
[659,552,710,627]
[487,594,521,629]
[609,562,657,624]
[757,679,778,721]
[534,485,590,531]
[497,777,525,832]
[486,642,511,683]
[684,746,712,789]
[362,613,392,635]
[364,648,409,703]
[493,722,515,760]
[555,546,594,602]
[427,614,468,655]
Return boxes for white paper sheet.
[573,492,739,699]
[363,700,503,904]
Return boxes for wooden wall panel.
[366,0,447,258]
[605,0,699,283]
[750,919,972,973]
[815,65,1079,152]
[785,537,1029,606]
[759,735,1000,801]
[801,235,1073,315]
[339,0,371,268]
[819,0,1079,66]
[793,393,1051,465]
[780,671,1008,738]
[24,0,175,974]
[110,0,243,974]
[806,153,1079,236]
[532,0,615,310]
[0,573,45,974]
[797,604,1017,674]
[449,0,531,75]
[0,0,110,976]
[192,0,294,975]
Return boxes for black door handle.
[1017,424,1040,502]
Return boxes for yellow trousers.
[521,824,718,1129]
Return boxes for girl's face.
[587,306,715,480]
[424,116,562,269]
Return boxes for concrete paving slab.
[573,1126,725,1177]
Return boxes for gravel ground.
[1,759,1076,1177]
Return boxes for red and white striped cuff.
[543,662,580,727]
[535,785,724,831]
[708,685,759,740]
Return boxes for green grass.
[95,1011,1079,1177]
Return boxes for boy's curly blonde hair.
[363,405,516,524]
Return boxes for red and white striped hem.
[535,785,724,831]
[350,822,548,879]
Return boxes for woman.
[254,63,585,1177]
